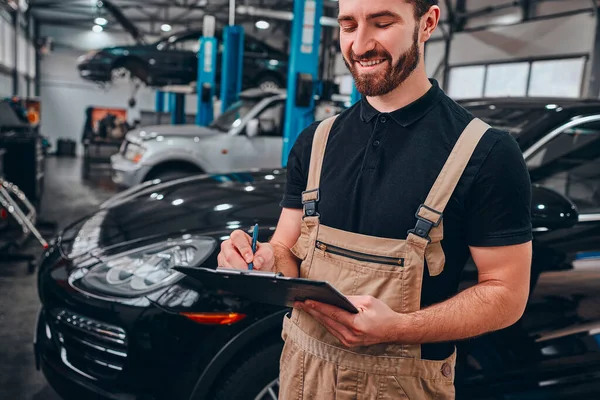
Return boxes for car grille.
[49,308,128,381]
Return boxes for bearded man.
[217,1,533,398]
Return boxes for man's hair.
[411,0,439,18]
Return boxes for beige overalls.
[278,115,490,399]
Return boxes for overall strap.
[409,118,491,243]
[301,115,338,217]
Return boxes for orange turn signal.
[180,312,246,325]
[132,154,143,163]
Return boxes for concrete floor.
[0,156,118,400]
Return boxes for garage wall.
[0,74,11,97]
[40,47,156,154]
[449,13,594,65]
[0,11,14,97]
[0,10,37,99]
[39,25,201,154]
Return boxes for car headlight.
[124,142,146,163]
[69,236,216,298]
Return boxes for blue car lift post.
[169,92,185,125]
[197,15,218,126]
[282,0,324,167]
[351,83,361,105]
[220,0,245,113]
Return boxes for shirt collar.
[359,79,442,127]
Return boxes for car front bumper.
[110,153,150,188]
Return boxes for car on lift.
[110,88,344,188]
[34,98,600,400]
[77,28,289,90]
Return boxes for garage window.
[448,57,587,100]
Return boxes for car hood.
[59,170,286,257]
[126,124,224,142]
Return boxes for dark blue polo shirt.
[281,79,532,360]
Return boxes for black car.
[77,29,289,90]
[34,98,600,400]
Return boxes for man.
[218,0,532,398]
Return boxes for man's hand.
[217,230,275,271]
[295,296,403,348]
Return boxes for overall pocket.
[315,241,405,267]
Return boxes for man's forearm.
[395,281,528,344]
[271,241,301,278]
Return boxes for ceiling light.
[161,24,172,32]
[94,17,107,26]
[92,25,103,33]
[255,20,270,30]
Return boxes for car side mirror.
[246,119,260,138]
[531,185,579,230]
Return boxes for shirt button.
[380,115,387,123]
[373,140,380,147]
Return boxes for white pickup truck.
[111,88,344,187]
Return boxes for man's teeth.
[359,60,384,67]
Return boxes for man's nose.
[351,27,375,58]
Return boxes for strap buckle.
[301,189,320,218]
[407,204,443,243]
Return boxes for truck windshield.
[209,99,260,132]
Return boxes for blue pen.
[248,223,259,270]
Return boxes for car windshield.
[463,105,548,136]
[154,32,194,50]
[209,99,260,132]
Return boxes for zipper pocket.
[315,241,404,267]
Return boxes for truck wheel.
[211,341,283,400]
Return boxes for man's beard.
[344,26,420,97]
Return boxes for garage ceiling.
[25,0,600,40]
[28,0,341,37]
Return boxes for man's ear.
[420,6,441,43]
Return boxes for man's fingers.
[303,306,356,346]
[217,253,233,269]
[220,240,249,270]
[253,244,274,270]
[230,230,254,263]
[306,300,355,326]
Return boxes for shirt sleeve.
[280,121,320,209]
[466,130,533,247]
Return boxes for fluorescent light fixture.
[92,25,103,33]
[94,17,107,26]
[161,24,172,32]
[255,20,270,30]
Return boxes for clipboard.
[174,266,359,314]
